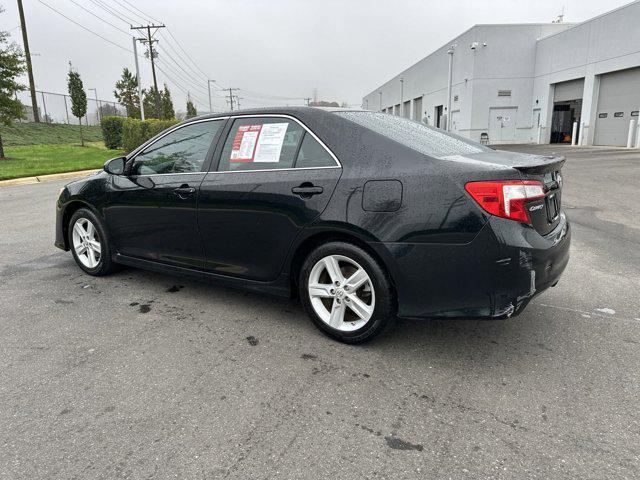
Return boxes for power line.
[154,42,210,93]
[97,0,224,97]
[165,29,210,80]
[154,63,208,108]
[68,0,131,36]
[99,0,202,87]
[108,0,150,24]
[35,0,207,113]
[118,0,162,24]
[158,32,207,82]
[85,0,132,25]
[37,0,132,52]
[155,57,208,97]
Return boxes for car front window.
[335,111,488,158]
[131,120,222,175]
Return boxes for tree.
[99,103,118,117]
[141,85,175,120]
[142,87,162,119]
[161,84,174,120]
[67,67,87,146]
[186,98,197,118]
[309,100,340,107]
[113,67,140,119]
[0,10,26,159]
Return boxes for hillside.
[0,122,103,146]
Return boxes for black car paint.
[55,107,570,319]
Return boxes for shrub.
[121,118,178,153]
[100,116,124,149]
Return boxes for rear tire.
[299,241,396,344]
[68,208,117,276]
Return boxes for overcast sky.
[1,0,632,116]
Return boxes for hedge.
[120,118,179,153]
[100,116,124,149]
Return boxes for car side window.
[131,120,222,175]
[294,133,336,168]
[218,117,304,172]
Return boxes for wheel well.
[60,201,90,249]
[289,231,397,302]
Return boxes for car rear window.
[335,111,487,158]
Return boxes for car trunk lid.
[443,150,565,236]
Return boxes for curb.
[0,169,100,188]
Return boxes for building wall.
[532,1,640,145]
[363,1,640,145]
[363,23,571,143]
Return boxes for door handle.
[174,185,196,197]
[292,184,323,197]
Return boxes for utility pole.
[304,97,312,106]
[131,24,165,116]
[132,37,145,120]
[379,91,382,112]
[226,87,239,111]
[16,0,39,122]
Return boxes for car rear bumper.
[369,212,570,319]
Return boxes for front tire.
[68,208,117,276]
[299,241,396,344]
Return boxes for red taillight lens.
[464,180,545,224]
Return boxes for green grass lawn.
[0,142,123,180]
[1,122,103,146]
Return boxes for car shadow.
[100,264,559,369]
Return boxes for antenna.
[553,6,565,23]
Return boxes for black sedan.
[55,107,570,343]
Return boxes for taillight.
[464,180,545,224]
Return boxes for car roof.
[189,106,368,121]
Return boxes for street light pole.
[207,79,215,113]
[400,78,404,117]
[132,37,145,120]
[446,44,456,131]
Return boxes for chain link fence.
[17,90,126,126]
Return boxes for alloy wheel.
[72,217,102,269]
[308,254,375,332]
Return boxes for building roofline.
[537,0,639,42]
[363,22,569,99]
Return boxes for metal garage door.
[413,97,422,122]
[403,100,411,119]
[594,67,640,146]
[554,78,584,102]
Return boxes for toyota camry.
[55,107,570,343]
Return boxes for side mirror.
[103,156,126,175]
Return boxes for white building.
[363,1,640,146]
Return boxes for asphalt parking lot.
[1,144,639,479]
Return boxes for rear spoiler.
[513,155,565,174]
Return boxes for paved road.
[1,145,639,479]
